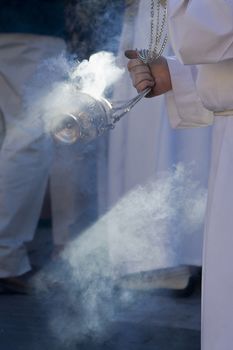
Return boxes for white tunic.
[166,1,233,349]
[106,0,212,275]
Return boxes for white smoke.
[71,51,124,98]
[20,51,124,143]
[34,163,207,346]
[106,163,207,275]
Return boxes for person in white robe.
[0,34,80,292]
[107,0,211,277]
[126,0,233,349]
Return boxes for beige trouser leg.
[50,144,80,246]
[0,34,65,277]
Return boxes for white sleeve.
[165,57,214,128]
[168,0,233,64]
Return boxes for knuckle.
[127,59,145,72]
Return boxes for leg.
[0,124,52,277]
[50,143,79,248]
[0,34,65,278]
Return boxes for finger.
[129,65,151,75]
[131,72,154,87]
[125,50,138,59]
[127,59,147,71]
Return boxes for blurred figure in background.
[0,0,66,293]
[0,0,125,294]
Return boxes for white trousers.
[0,34,68,277]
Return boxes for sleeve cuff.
[165,56,214,128]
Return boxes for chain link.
[137,0,168,64]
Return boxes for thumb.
[124,49,138,59]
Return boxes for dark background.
[0,0,125,58]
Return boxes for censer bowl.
[51,88,150,144]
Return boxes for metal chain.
[137,0,168,64]
[148,0,155,55]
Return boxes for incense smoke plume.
[22,51,124,136]
[34,163,207,347]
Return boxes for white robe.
[0,34,81,276]
[107,0,211,274]
[167,1,233,349]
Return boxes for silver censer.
[51,88,150,144]
[51,0,167,145]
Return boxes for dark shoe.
[116,265,201,297]
[0,271,34,295]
